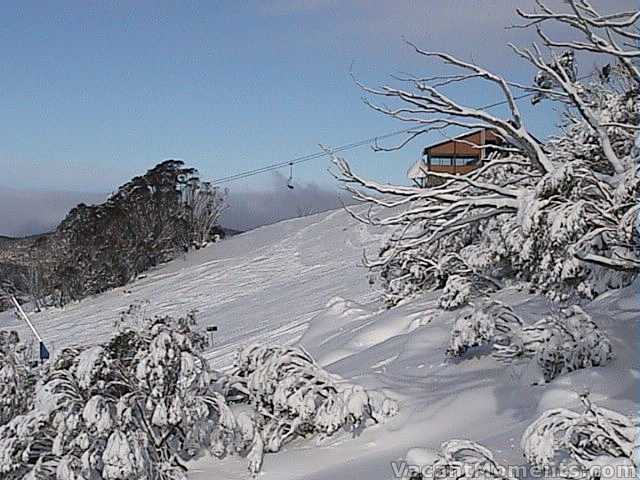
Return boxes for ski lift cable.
[210,73,594,186]
[210,131,407,185]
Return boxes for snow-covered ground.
[1,207,638,480]
[0,208,384,368]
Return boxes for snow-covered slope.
[190,285,639,480]
[0,208,385,368]
[1,207,637,480]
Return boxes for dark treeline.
[0,160,225,310]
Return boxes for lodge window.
[428,156,480,167]
[430,156,455,166]
[458,157,479,166]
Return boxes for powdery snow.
[1,206,637,480]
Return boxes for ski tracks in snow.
[0,207,385,369]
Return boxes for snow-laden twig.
[354,41,552,173]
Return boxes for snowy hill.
[0,207,637,480]
[0,208,385,367]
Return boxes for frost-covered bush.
[380,241,499,308]
[493,306,613,383]
[522,394,637,478]
[0,330,36,427]
[438,275,472,310]
[447,300,522,357]
[401,439,513,480]
[225,344,398,454]
[448,303,612,383]
[0,312,240,480]
[494,153,639,301]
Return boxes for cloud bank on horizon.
[0,172,353,237]
[0,189,107,238]
[221,171,354,232]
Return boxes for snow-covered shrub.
[379,246,473,307]
[522,394,637,478]
[493,306,613,383]
[496,154,638,301]
[401,439,513,480]
[0,311,242,480]
[0,318,397,478]
[225,344,398,454]
[448,302,612,383]
[379,240,499,308]
[0,330,37,427]
[438,275,472,310]
[447,300,522,358]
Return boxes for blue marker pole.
[11,296,49,363]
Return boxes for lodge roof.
[421,129,494,156]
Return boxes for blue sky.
[1,0,635,196]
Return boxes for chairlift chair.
[287,162,295,189]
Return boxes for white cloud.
[222,171,353,231]
[260,0,639,70]
[0,188,107,237]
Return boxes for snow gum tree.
[0,161,228,311]
[333,0,640,307]
[56,160,226,304]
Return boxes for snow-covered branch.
[515,0,640,83]
[354,42,553,173]
[510,43,625,174]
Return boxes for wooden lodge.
[407,129,505,187]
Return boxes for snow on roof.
[407,159,428,179]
